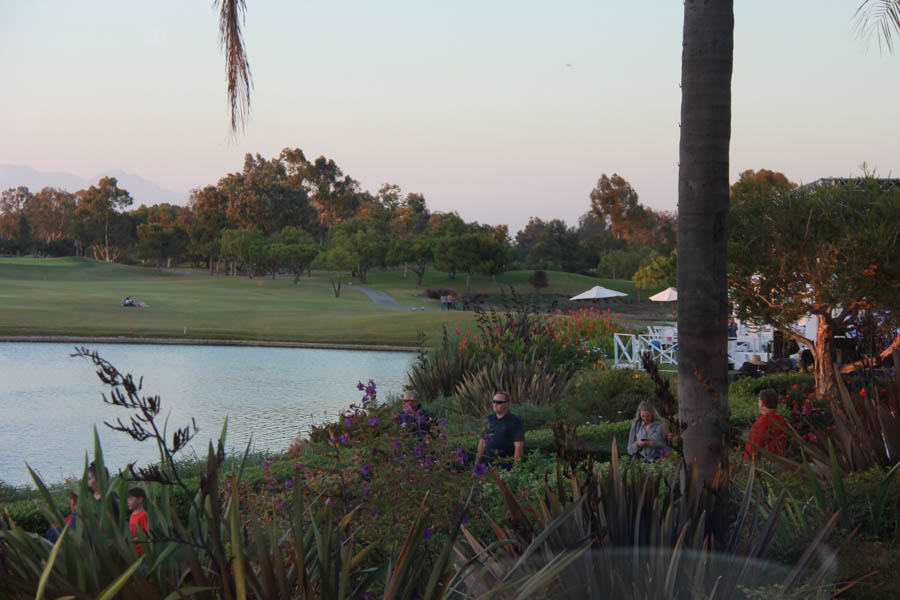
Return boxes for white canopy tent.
[569,285,628,301]
[649,287,678,302]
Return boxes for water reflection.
[0,342,414,486]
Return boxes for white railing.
[613,330,774,370]
[613,332,677,370]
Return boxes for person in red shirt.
[745,388,789,458]
[45,491,78,542]
[127,487,150,557]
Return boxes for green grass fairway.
[0,258,641,346]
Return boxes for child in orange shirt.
[127,487,149,557]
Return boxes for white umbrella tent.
[649,286,677,318]
[649,287,677,302]
[569,285,628,301]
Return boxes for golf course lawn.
[0,257,642,346]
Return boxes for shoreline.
[0,335,418,353]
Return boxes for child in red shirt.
[127,487,149,557]
[745,388,789,458]
[45,491,78,542]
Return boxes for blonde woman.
[626,400,670,462]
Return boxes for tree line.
[0,149,677,290]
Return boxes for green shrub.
[407,326,479,401]
[512,403,559,431]
[560,367,656,425]
[729,373,815,425]
[453,353,574,416]
[440,421,632,462]
[2,498,63,532]
[525,421,633,458]
[730,372,816,398]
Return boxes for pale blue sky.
[1,1,897,233]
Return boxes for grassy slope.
[0,258,641,345]
[365,268,646,305]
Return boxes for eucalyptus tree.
[73,177,133,262]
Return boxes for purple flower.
[371,508,382,516]
[285,477,293,490]
[423,457,434,468]
[361,463,373,476]
[423,527,433,540]
[344,417,353,427]
[363,485,370,497]
[340,433,350,445]
[414,445,424,457]
[277,500,285,509]
[357,380,365,391]
[393,439,402,449]
[368,416,380,427]
[455,447,467,465]
[473,463,488,477]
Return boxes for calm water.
[0,342,415,487]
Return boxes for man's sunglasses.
[492,399,509,404]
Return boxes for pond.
[0,342,416,487]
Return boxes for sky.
[1,1,897,235]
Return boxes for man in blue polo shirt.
[475,391,524,469]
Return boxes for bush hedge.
[729,373,815,425]
[559,367,656,425]
[3,419,634,534]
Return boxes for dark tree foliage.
[528,269,549,292]
[729,177,900,399]
[590,173,676,248]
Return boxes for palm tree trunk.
[677,0,734,485]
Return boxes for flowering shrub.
[409,293,630,407]
[788,378,895,449]
[776,384,833,445]
[464,304,626,372]
[280,380,487,552]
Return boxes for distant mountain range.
[0,164,187,206]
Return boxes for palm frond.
[854,0,900,54]
[215,0,253,132]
